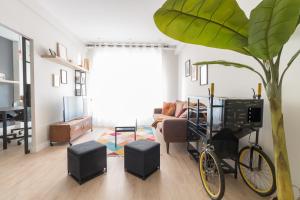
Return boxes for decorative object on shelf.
[75,70,87,96]
[154,0,300,198]
[0,73,6,80]
[199,64,208,85]
[60,69,68,84]
[57,43,67,60]
[84,58,90,71]
[52,74,60,87]
[77,54,82,66]
[191,65,198,81]
[185,59,191,77]
[49,49,56,56]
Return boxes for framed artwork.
[81,85,86,96]
[191,65,198,81]
[75,70,87,96]
[75,70,81,83]
[81,72,86,84]
[52,74,60,87]
[185,60,191,77]
[60,70,68,84]
[57,43,67,60]
[200,64,208,85]
[75,89,81,96]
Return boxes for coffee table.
[114,120,137,148]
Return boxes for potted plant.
[154,0,300,199]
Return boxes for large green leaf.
[248,0,300,60]
[154,0,250,55]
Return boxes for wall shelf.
[41,55,89,72]
[0,79,20,84]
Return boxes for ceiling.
[34,0,178,45]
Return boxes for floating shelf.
[41,55,89,72]
[0,79,20,84]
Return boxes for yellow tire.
[199,150,225,200]
[238,146,276,196]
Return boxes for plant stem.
[268,86,294,200]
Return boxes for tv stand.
[49,116,92,146]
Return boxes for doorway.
[0,24,34,154]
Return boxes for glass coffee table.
[114,120,137,148]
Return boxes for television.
[63,96,87,122]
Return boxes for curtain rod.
[86,42,176,49]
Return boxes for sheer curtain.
[89,47,163,127]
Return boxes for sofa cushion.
[179,109,188,118]
[153,114,176,121]
[175,101,187,117]
[162,102,176,116]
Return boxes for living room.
[0,0,299,200]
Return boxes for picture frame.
[57,43,67,60]
[60,70,68,84]
[75,70,81,84]
[191,65,198,81]
[185,60,191,77]
[81,85,86,96]
[81,72,86,84]
[52,74,60,88]
[200,64,208,85]
[75,88,81,96]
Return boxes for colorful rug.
[96,126,155,156]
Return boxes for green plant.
[154,0,300,199]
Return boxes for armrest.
[154,108,162,114]
[162,118,187,142]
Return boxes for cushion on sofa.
[175,101,187,117]
[179,109,188,118]
[162,102,176,116]
[153,114,177,121]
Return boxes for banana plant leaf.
[154,0,250,55]
[248,0,300,60]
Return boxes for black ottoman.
[67,141,107,184]
[124,140,160,180]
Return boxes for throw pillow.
[162,102,176,116]
[175,100,186,117]
[179,109,188,118]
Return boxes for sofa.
[153,101,188,154]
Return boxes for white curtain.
[88,47,163,127]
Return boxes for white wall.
[178,19,300,195]
[0,0,86,152]
[162,49,178,102]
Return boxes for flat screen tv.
[63,96,87,122]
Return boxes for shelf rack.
[41,55,88,72]
[187,96,223,161]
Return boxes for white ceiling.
[34,0,177,45]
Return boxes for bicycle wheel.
[199,150,225,200]
[238,146,276,196]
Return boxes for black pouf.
[124,140,160,180]
[67,141,107,184]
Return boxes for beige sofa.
[153,107,187,154]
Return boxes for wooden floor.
[0,129,271,200]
